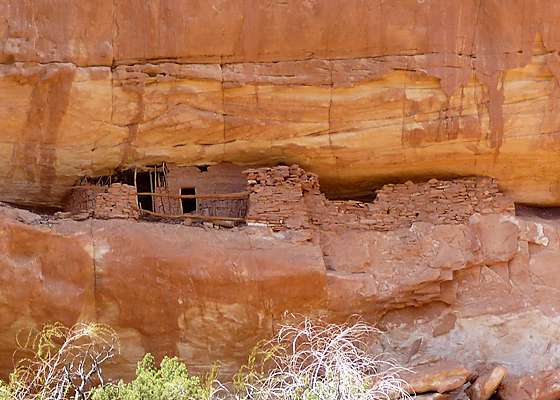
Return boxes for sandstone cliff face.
[2,0,560,206]
[1,205,559,380]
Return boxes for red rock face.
[1,205,560,381]
[0,210,96,375]
[3,1,560,205]
[91,220,326,375]
[498,369,560,400]
[4,1,560,390]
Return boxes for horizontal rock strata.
[3,1,560,206]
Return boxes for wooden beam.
[137,208,245,222]
[136,191,249,200]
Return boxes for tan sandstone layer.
[1,205,560,382]
[2,1,560,206]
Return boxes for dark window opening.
[196,165,208,172]
[181,188,197,213]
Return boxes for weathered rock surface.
[497,369,560,400]
[402,360,472,394]
[3,1,560,206]
[467,364,508,400]
[1,205,560,381]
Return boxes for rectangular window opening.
[181,188,197,213]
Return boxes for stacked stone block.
[64,185,106,214]
[94,184,140,219]
[244,165,319,230]
[364,177,514,230]
[65,183,139,220]
[245,165,515,232]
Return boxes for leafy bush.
[91,354,213,400]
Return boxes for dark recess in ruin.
[136,171,154,212]
[181,188,197,213]
[515,204,560,220]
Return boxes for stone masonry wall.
[65,165,514,228]
[94,184,139,219]
[64,185,106,214]
[244,165,320,229]
[319,177,515,231]
[65,183,139,219]
[245,165,515,231]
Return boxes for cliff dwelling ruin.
[7,2,560,397]
[62,163,515,231]
[64,164,248,223]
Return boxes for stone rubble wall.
[94,184,139,219]
[65,183,139,220]
[245,165,515,231]
[243,165,320,229]
[64,185,106,214]
[321,177,515,231]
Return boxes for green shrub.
[92,354,212,400]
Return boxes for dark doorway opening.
[107,167,157,212]
[181,188,196,213]
[136,171,154,211]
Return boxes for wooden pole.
[162,162,168,187]
[149,169,154,210]
[134,167,139,208]
[136,208,245,222]
[156,169,166,214]
[136,191,249,200]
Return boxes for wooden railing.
[136,191,249,200]
[135,191,249,222]
[136,208,246,222]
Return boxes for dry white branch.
[7,323,119,400]
[230,316,412,400]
